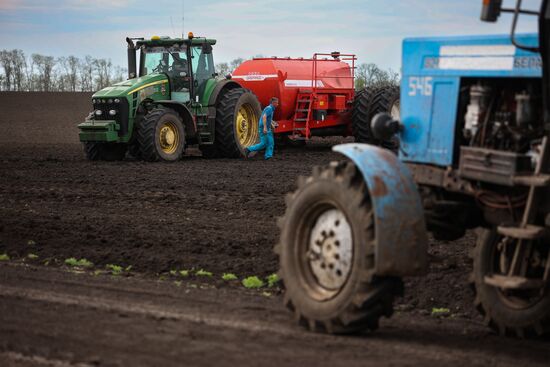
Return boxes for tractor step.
[294,118,308,122]
[296,109,309,112]
[497,224,549,240]
[512,174,550,187]
[484,275,545,290]
[293,128,306,131]
[297,99,311,103]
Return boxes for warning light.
[188,32,194,39]
[151,35,160,40]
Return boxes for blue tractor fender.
[333,143,429,277]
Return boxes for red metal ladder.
[292,93,313,139]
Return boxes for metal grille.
[92,98,129,136]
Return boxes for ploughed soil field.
[0,92,549,366]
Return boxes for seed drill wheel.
[275,161,402,334]
[471,228,550,337]
[352,87,376,143]
[371,85,400,121]
[215,88,261,158]
[352,86,400,150]
[83,142,127,161]
[138,107,185,162]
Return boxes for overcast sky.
[0,0,541,71]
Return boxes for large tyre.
[83,142,127,161]
[215,88,262,158]
[138,107,185,162]
[369,86,400,150]
[471,228,550,337]
[352,86,400,149]
[351,87,376,143]
[276,161,402,334]
[370,85,400,122]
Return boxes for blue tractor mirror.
[481,0,503,22]
[371,112,402,142]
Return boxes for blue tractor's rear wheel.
[471,228,550,337]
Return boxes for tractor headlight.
[107,99,113,104]
[95,110,103,116]
[92,99,96,104]
[109,109,117,116]
[114,98,120,103]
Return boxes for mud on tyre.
[275,161,402,334]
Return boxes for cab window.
[191,45,215,93]
[141,45,188,77]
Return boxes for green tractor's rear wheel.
[138,107,185,162]
[83,142,127,161]
[276,161,402,334]
[215,88,261,158]
[471,229,550,337]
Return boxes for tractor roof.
[136,36,216,47]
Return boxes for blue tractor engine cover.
[400,34,541,166]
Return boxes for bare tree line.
[215,58,245,79]
[0,49,397,93]
[0,49,126,92]
[355,63,399,90]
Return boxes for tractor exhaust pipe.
[126,37,137,79]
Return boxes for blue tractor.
[276,0,550,337]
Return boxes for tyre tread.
[277,161,402,334]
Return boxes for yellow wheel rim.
[236,104,259,147]
[159,121,180,154]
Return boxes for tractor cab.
[133,34,217,104]
[140,43,190,100]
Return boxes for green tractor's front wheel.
[138,107,185,162]
[83,142,127,161]
[215,88,261,158]
[275,161,402,334]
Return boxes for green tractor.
[78,33,261,161]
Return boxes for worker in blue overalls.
[245,97,279,160]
